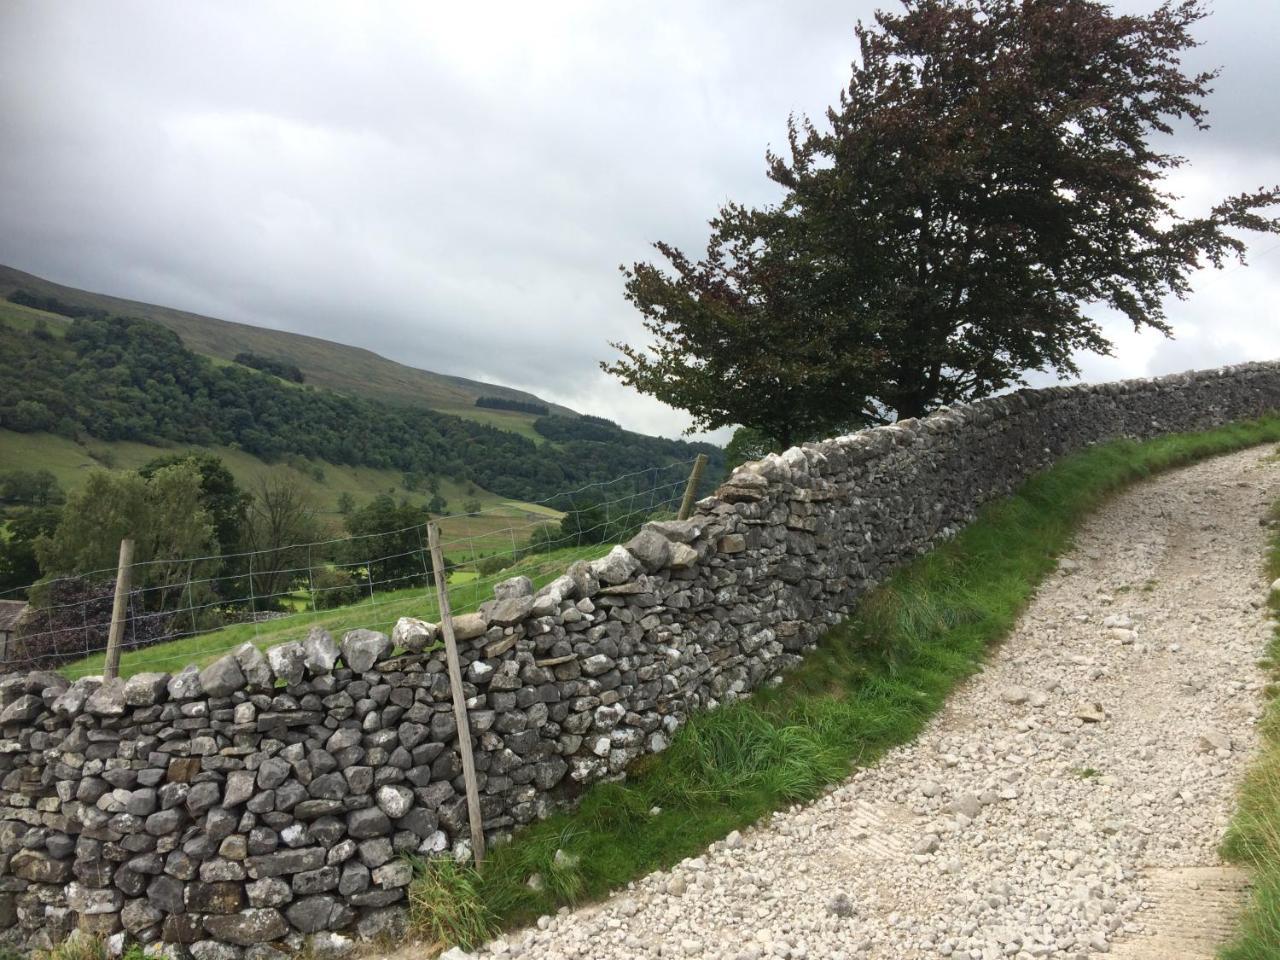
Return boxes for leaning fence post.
[426,522,486,868]
[677,453,709,520]
[103,537,134,680]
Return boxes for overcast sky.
[1,1,1277,442]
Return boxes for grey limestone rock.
[286,895,339,934]
[625,528,672,571]
[200,654,246,698]
[483,595,534,626]
[494,575,534,599]
[590,545,641,585]
[84,678,127,716]
[303,627,340,674]
[267,641,307,685]
[235,642,273,690]
[167,665,203,700]
[391,617,437,652]
[202,908,290,945]
[450,612,487,641]
[189,943,240,960]
[375,784,413,819]
[121,901,163,936]
[0,694,42,724]
[340,629,392,674]
[307,932,356,959]
[347,807,391,840]
[246,877,292,908]
[51,676,100,716]
[123,671,170,707]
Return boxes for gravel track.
[465,445,1280,960]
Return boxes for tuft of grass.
[1077,767,1101,779]
[31,934,106,960]
[407,414,1280,951]
[408,855,497,951]
[1219,492,1280,959]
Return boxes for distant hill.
[0,264,577,436]
[0,274,725,509]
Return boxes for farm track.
[451,445,1280,960]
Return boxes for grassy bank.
[1219,496,1280,959]
[408,415,1280,952]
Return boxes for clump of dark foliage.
[233,351,305,383]
[475,396,548,415]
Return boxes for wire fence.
[1,458,704,679]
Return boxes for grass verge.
[1219,496,1280,959]
[409,415,1280,951]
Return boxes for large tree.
[241,472,322,607]
[34,463,217,607]
[606,0,1280,446]
[141,453,250,557]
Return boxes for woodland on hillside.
[0,313,723,504]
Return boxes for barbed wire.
[3,459,702,679]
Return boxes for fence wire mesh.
[0,458,703,679]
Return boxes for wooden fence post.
[103,538,134,680]
[677,454,709,521]
[427,522,486,868]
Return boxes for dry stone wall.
[1,361,1278,958]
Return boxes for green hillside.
[0,310,723,503]
[0,263,575,437]
[0,428,561,553]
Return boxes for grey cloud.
[0,0,1276,441]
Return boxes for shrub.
[476,554,514,577]
[311,566,363,610]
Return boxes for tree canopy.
[34,463,217,597]
[606,0,1280,446]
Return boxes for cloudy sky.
[1,1,1277,442]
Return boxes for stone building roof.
[0,601,27,633]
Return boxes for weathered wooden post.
[426,522,486,868]
[677,453,709,521]
[103,537,134,680]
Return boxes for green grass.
[436,405,547,444]
[406,415,1280,951]
[0,299,70,335]
[59,542,608,679]
[29,933,106,960]
[1219,495,1280,959]
[0,429,558,534]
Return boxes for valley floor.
[458,445,1279,959]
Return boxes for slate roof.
[0,601,27,633]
